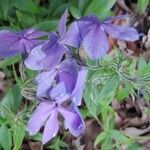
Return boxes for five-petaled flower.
[25,9,78,70]
[0,28,47,59]
[27,100,84,144]
[68,15,139,59]
[28,59,86,144]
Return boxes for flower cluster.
[0,9,139,144]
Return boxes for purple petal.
[39,43,67,70]
[22,28,48,39]
[42,110,59,144]
[57,71,77,93]
[25,33,67,70]
[0,30,23,58]
[58,59,79,93]
[38,33,67,69]
[21,28,47,52]
[59,58,79,74]
[0,50,21,59]
[57,9,68,37]
[82,26,109,59]
[102,24,139,41]
[36,70,57,98]
[0,29,47,58]
[27,102,54,135]
[78,15,99,38]
[61,21,81,48]
[71,68,87,106]
[24,44,47,70]
[59,104,84,137]
[49,82,70,103]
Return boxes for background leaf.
[0,125,12,150]
[84,0,116,18]
[13,124,25,150]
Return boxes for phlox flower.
[66,15,139,59]
[28,58,87,144]
[0,28,46,58]
[28,100,84,144]
[25,9,78,70]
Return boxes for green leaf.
[137,56,149,75]
[30,133,42,141]
[78,0,91,14]
[116,86,130,101]
[1,86,22,112]
[83,84,100,118]
[69,6,81,19]
[13,124,25,150]
[12,0,39,14]
[52,3,70,17]
[16,10,36,27]
[110,130,130,144]
[137,0,149,12]
[127,143,141,150]
[98,75,120,104]
[0,125,12,150]
[48,0,67,16]
[94,131,106,145]
[84,0,116,18]
[0,0,10,19]
[33,20,58,31]
[0,55,21,68]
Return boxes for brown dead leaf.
[122,126,150,137]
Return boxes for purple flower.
[36,59,87,106]
[65,15,139,59]
[25,9,77,70]
[27,100,84,144]
[27,59,86,143]
[0,28,46,59]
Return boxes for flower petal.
[0,30,22,58]
[38,33,67,70]
[42,110,59,144]
[57,9,68,37]
[49,82,70,103]
[57,71,77,93]
[82,26,109,59]
[59,104,84,137]
[36,70,57,98]
[27,102,54,135]
[61,21,81,48]
[58,59,79,93]
[78,15,98,38]
[71,68,87,106]
[24,44,47,70]
[25,33,67,70]
[23,28,48,39]
[22,28,47,52]
[102,24,139,41]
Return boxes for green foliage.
[0,0,117,30]
[12,124,25,150]
[84,50,150,149]
[137,0,149,13]
[0,104,33,149]
[47,137,67,150]
[1,86,22,112]
[12,0,39,14]
[84,0,116,18]
[0,55,21,67]
[0,125,12,150]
